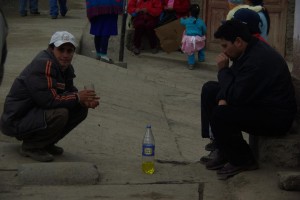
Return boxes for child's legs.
[94,35,110,56]
[198,48,205,61]
[188,54,195,65]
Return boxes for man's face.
[219,38,243,61]
[53,43,75,69]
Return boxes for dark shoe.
[51,15,58,19]
[30,11,40,15]
[200,149,219,164]
[20,13,27,17]
[20,147,54,162]
[45,145,64,155]
[205,150,227,170]
[198,58,205,62]
[151,48,159,54]
[217,161,259,180]
[132,47,140,55]
[205,140,217,151]
[187,64,195,70]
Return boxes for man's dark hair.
[214,19,252,43]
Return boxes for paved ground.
[0,0,299,199]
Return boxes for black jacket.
[0,49,80,136]
[217,37,296,114]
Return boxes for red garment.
[128,0,163,17]
[162,0,190,18]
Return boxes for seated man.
[0,31,100,162]
[127,0,163,55]
[201,20,296,180]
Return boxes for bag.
[157,10,177,27]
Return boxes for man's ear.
[234,37,244,48]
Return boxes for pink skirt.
[181,35,206,55]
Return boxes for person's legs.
[49,0,58,18]
[201,81,219,138]
[132,15,145,54]
[198,48,205,62]
[29,0,39,14]
[187,54,195,70]
[56,105,88,141]
[58,0,68,16]
[94,35,102,59]
[144,17,158,50]
[17,108,69,162]
[19,108,69,150]
[19,0,27,16]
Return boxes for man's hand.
[136,8,147,13]
[216,53,229,70]
[78,90,100,109]
[218,99,227,106]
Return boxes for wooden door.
[203,0,288,57]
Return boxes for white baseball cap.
[49,31,77,47]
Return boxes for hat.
[49,31,77,47]
[233,8,261,33]
[228,0,244,5]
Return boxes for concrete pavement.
[0,0,299,199]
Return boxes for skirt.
[90,14,118,36]
[181,34,206,55]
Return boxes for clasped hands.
[78,89,100,109]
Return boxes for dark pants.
[18,105,88,150]
[94,35,110,55]
[133,13,158,49]
[201,81,294,165]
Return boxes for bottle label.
[142,144,155,156]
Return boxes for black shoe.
[200,149,219,164]
[20,147,54,162]
[51,15,58,19]
[205,150,227,170]
[205,140,217,151]
[217,160,259,180]
[132,47,140,55]
[45,145,64,155]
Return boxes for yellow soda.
[142,125,155,174]
[142,161,155,174]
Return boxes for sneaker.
[205,151,227,170]
[45,145,64,155]
[205,140,217,151]
[100,56,114,64]
[217,161,259,180]
[20,13,27,17]
[20,147,54,162]
[51,15,58,19]
[200,149,219,164]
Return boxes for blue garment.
[49,0,68,17]
[258,11,268,41]
[19,0,38,15]
[181,17,207,64]
[180,17,207,36]
[90,14,118,55]
[90,14,118,36]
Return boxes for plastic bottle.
[142,124,155,174]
